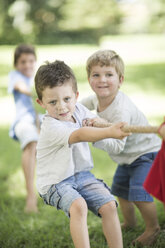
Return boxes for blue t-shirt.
[8,70,36,140]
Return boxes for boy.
[8,44,39,213]
[34,60,130,248]
[81,50,162,246]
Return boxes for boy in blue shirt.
[8,44,39,213]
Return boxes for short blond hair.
[86,50,124,78]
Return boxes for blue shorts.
[41,171,116,217]
[111,152,157,202]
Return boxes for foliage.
[146,0,165,33]
[0,0,123,45]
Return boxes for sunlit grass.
[100,34,165,64]
[0,126,165,248]
[0,36,165,247]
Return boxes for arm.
[14,81,31,96]
[158,119,165,140]
[68,122,130,145]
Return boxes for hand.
[82,117,109,127]
[158,117,165,141]
[109,122,132,139]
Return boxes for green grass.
[0,126,165,248]
[0,35,165,247]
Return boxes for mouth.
[59,112,69,117]
[98,86,109,89]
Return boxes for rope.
[92,121,159,134]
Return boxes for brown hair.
[86,50,124,79]
[14,44,36,66]
[35,60,78,100]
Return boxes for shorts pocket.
[97,178,112,192]
[139,155,153,163]
[42,185,61,209]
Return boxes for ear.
[76,91,79,100]
[119,75,124,88]
[36,98,46,109]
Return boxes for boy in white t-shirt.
[34,60,130,248]
[81,49,161,246]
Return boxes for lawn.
[0,35,165,247]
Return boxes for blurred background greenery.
[0,0,165,45]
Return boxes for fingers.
[82,118,100,127]
[82,118,94,126]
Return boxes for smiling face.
[15,53,36,78]
[37,81,79,122]
[88,65,123,101]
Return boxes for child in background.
[81,49,162,246]
[8,44,39,213]
[34,60,131,248]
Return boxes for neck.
[97,95,116,112]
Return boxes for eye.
[106,73,113,77]
[92,73,99,77]
[64,97,71,102]
[50,100,57,105]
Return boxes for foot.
[24,195,38,213]
[132,226,160,246]
[121,222,136,230]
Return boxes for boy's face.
[88,65,123,100]
[37,81,79,122]
[15,53,36,78]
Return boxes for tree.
[0,0,123,44]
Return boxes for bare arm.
[69,122,130,145]
[158,118,165,140]
[14,81,31,96]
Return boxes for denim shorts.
[111,152,157,202]
[41,171,116,217]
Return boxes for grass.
[0,35,165,247]
[0,126,165,248]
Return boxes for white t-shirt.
[81,91,161,165]
[36,103,96,194]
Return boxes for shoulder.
[113,91,138,112]
[39,115,77,146]
[9,70,24,80]
[80,94,97,110]
[75,102,96,119]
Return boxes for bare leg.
[99,201,123,248]
[69,198,90,248]
[22,141,38,213]
[133,201,160,246]
[118,197,136,229]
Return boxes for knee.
[99,200,117,217]
[70,198,88,218]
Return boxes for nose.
[100,75,106,83]
[56,101,66,111]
